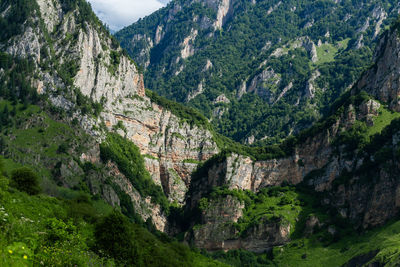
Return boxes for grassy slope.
[0,107,227,266]
[0,173,226,266]
[367,105,400,137]
[0,101,91,181]
[272,219,400,266]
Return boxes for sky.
[88,0,170,32]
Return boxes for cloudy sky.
[88,0,170,31]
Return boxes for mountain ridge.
[116,0,400,144]
[2,0,400,265]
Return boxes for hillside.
[116,0,400,144]
[0,0,225,265]
[171,18,400,265]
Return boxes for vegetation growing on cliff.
[100,133,169,213]
[207,218,400,266]
[117,0,398,145]
[0,0,39,43]
[0,158,226,266]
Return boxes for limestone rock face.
[4,0,220,230]
[74,25,145,104]
[247,67,281,103]
[191,79,400,242]
[208,0,233,29]
[190,195,290,252]
[36,0,62,32]
[7,27,41,62]
[106,161,168,231]
[357,28,400,111]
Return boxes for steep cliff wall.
[186,25,400,250]
[3,0,220,230]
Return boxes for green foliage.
[198,198,209,211]
[60,0,104,28]
[0,0,39,43]
[146,89,212,129]
[208,249,272,267]
[74,88,103,116]
[100,133,169,213]
[10,167,40,195]
[94,210,136,264]
[112,120,126,133]
[182,158,202,164]
[145,91,289,160]
[209,186,321,237]
[270,220,400,266]
[0,158,224,266]
[0,53,38,104]
[95,210,227,266]
[108,50,121,75]
[58,60,79,86]
[117,0,398,144]
[0,100,93,182]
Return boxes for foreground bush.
[11,167,40,195]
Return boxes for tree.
[94,211,137,265]
[11,167,41,195]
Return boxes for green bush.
[10,167,40,195]
[95,210,137,265]
[100,133,169,213]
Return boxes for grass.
[272,219,400,266]
[0,156,227,266]
[0,183,113,266]
[236,188,302,235]
[209,187,328,238]
[315,43,338,65]
[1,157,22,177]
[366,105,400,137]
[1,101,91,180]
[311,38,350,67]
[183,159,202,164]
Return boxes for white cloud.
[88,0,168,31]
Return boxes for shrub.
[10,167,40,195]
[94,211,136,264]
[57,142,69,154]
[44,218,78,244]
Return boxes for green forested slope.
[116,0,399,144]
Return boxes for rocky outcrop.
[305,70,321,98]
[187,80,205,102]
[247,67,281,103]
[74,25,145,104]
[190,87,400,235]
[4,0,220,230]
[207,0,233,29]
[189,195,290,253]
[180,28,198,59]
[357,27,400,111]
[107,161,168,231]
[190,28,400,242]
[36,0,61,32]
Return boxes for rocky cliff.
[1,0,220,231]
[184,24,400,251]
[4,0,400,258]
[116,0,400,145]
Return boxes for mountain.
[2,0,400,266]
[176,19,400,265]
[116,0,400,145]
[0,0,225,265]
